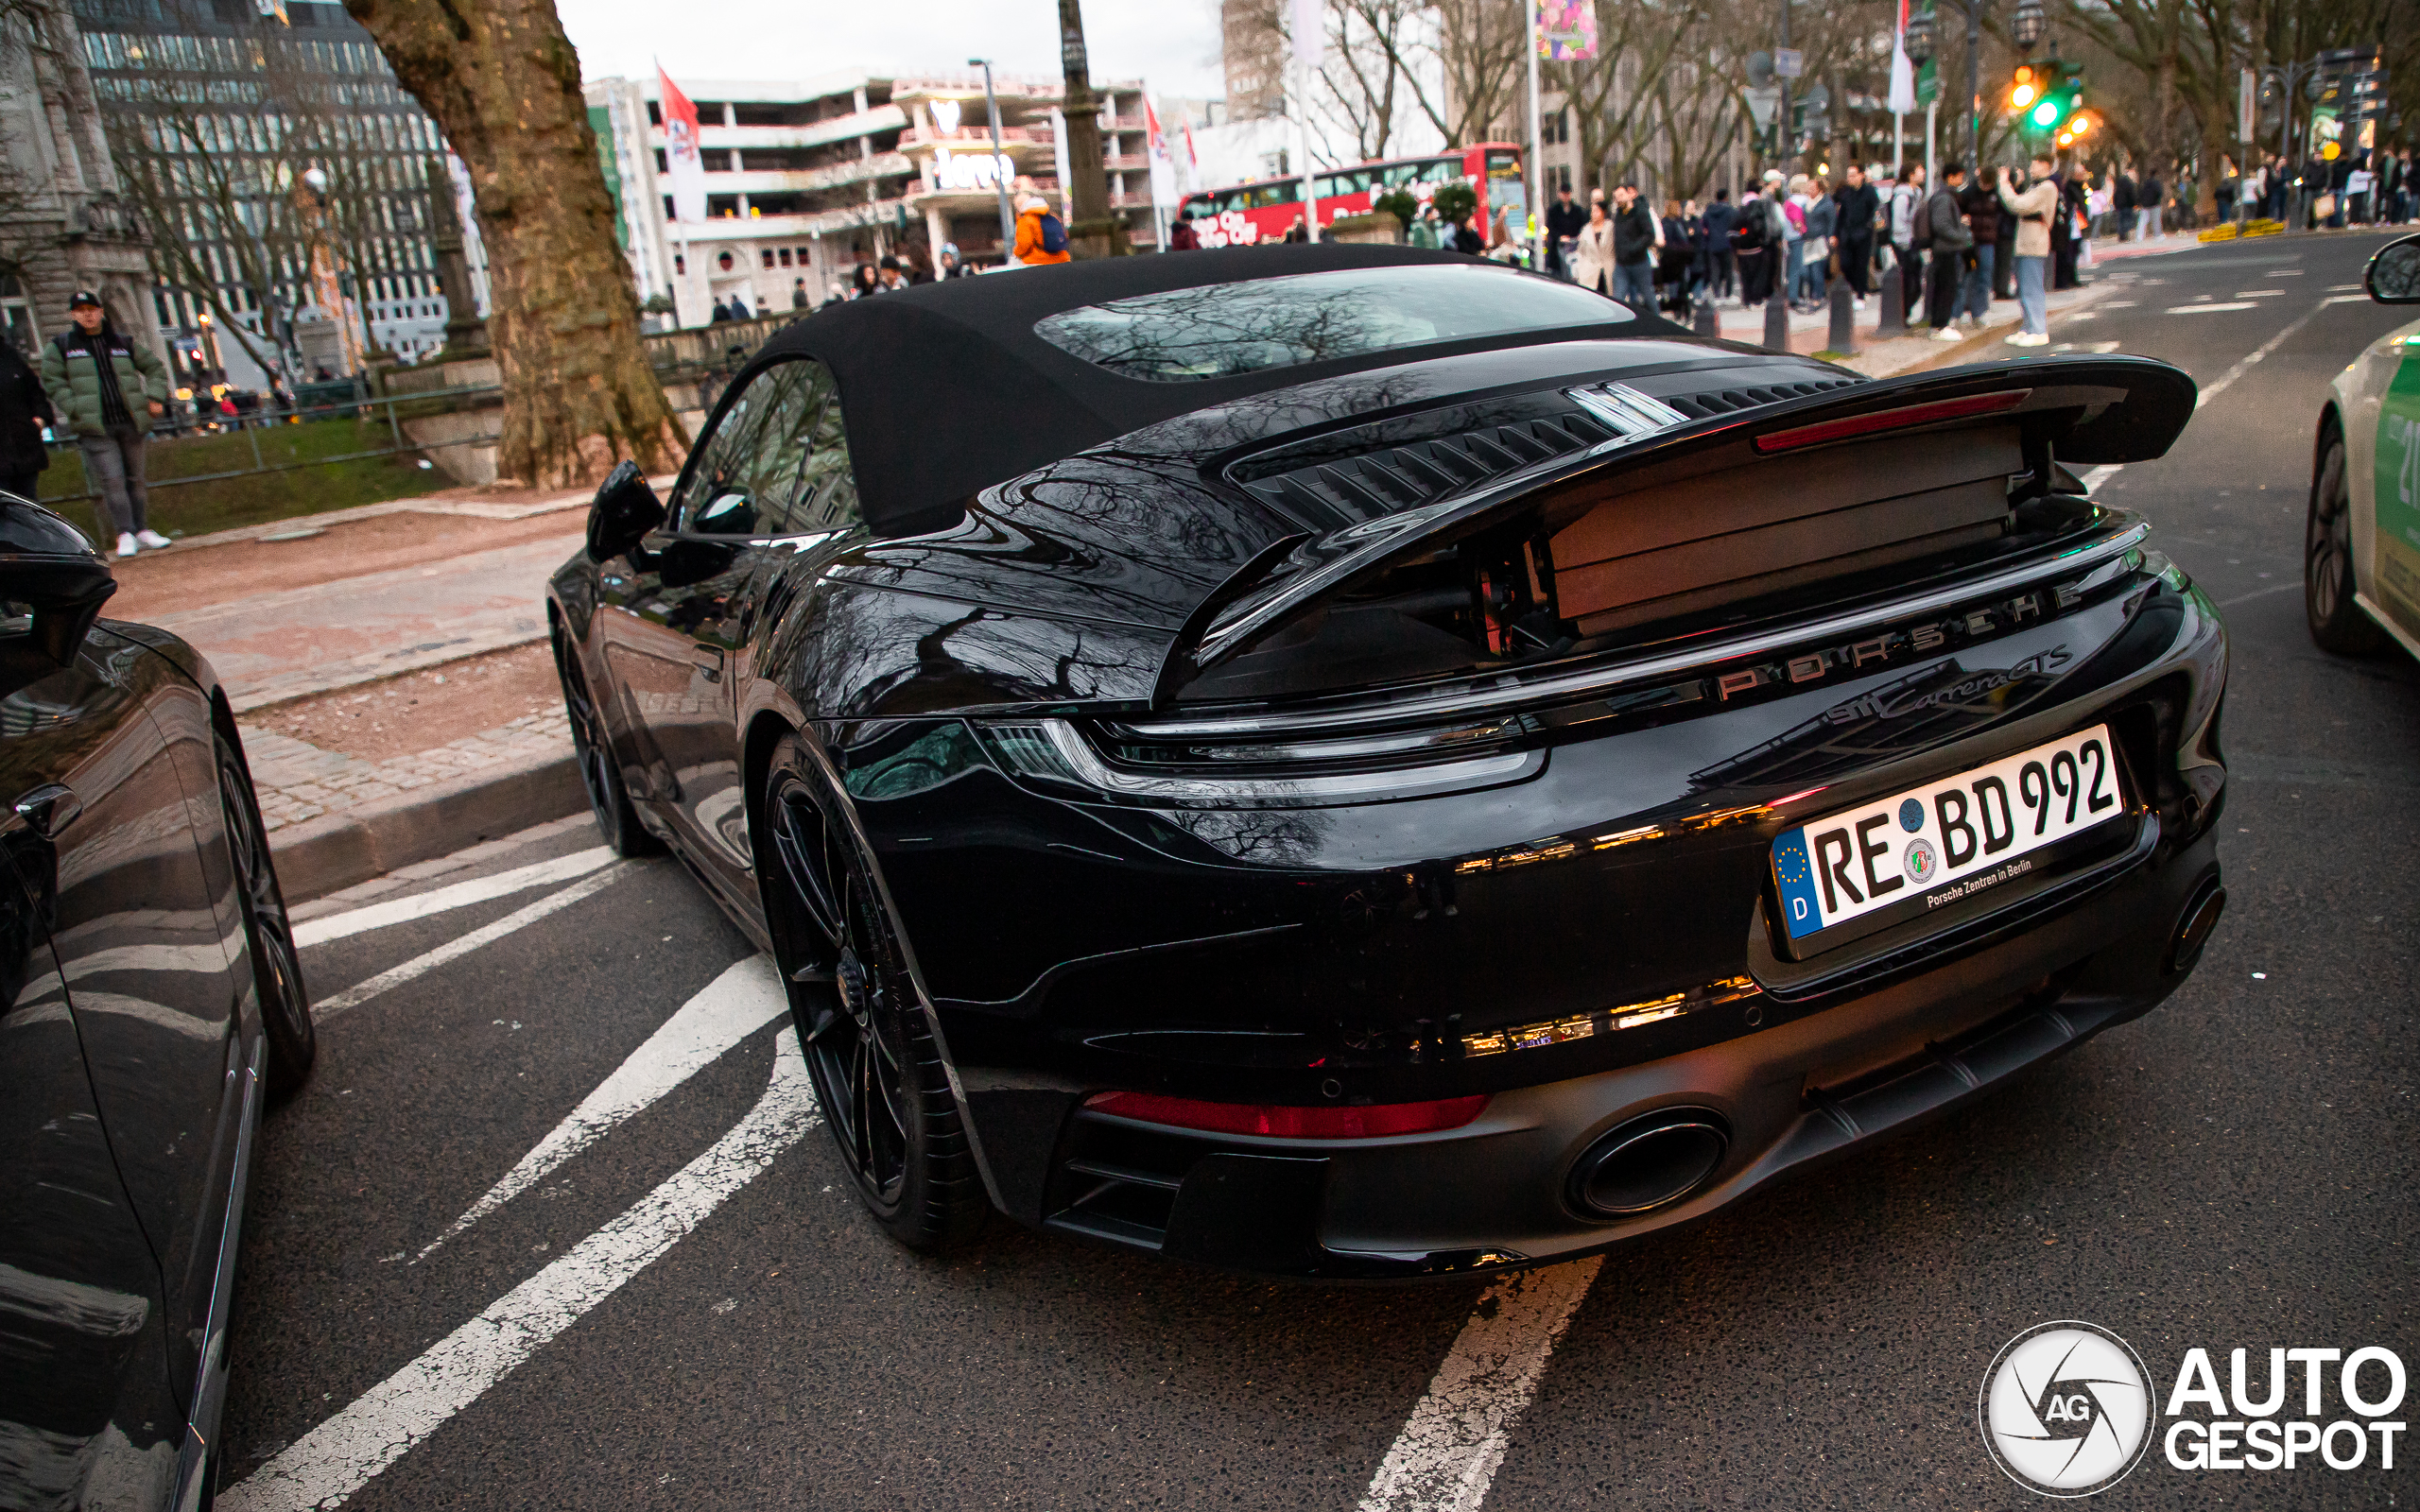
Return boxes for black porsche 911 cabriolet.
[549,245,2226,1279]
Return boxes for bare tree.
[343,0,681,486]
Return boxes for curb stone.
[268,747,586,902]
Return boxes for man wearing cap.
[40,291,169,557]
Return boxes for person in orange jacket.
[1014,192,1071,265]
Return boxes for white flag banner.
[1290,0,1323,69]
[658,63,709,223]
[1145,96,1177,211]
[1888,0,1916,112]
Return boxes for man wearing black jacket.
[1544,183,1587,280]
[1831,165,1880,302]
[1925,163,1975,336]
[1610,182,1658,313]
[1703,188,1738,297]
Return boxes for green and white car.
[2310,234,2420,661]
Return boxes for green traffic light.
[2031,98,2060,128]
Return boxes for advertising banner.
[1536,0,1597,60]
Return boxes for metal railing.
[35,347,756,507]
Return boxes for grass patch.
[33,417,451,542]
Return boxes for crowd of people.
[1518,154,2204,347]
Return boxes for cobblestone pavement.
[242,708,572,833]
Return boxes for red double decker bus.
[1178,142,1527,248]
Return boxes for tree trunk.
[1057,0,1110,225]
[341,0,683,488]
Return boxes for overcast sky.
[559,0,1228,99]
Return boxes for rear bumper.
[981,825,2217,1279]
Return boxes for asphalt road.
[218,232,2418,1512]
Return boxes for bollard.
[1876,253,1908,338]
[1763,284,1790,353]
[1692,292,1720,336]
[1826,275,1857,357]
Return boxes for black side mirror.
[585,459,666,562]
[2368,234,2420,303]
[0,498,116,665]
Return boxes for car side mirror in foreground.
[585,459,666,562]
[0,498,116,665]
[2367,235,2420,303]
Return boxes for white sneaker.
[135,529,172,549]
[116,532,138,558]
[1932,326,1965,341]
[2004,331,2049,347]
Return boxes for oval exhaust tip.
[1567,1110,1730,1218]
[2168,877,2226,974]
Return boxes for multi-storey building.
[585,70,1167,322]
[70,0,463,380]
[1,0,161,363]
[1220,0,1284,122]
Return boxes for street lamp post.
[1904,0,1994,172]
[969,59,1017,265]
[2260,57,2323,232]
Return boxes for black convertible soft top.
[752,244,1667,535]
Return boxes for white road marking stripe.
[2217,579,2301,609]
[312,863,642,1022]
[2327,284,2363,292]
[2166,301,2258,313]
[2081,464,2123,491]
[2196,297,2335,411]
[1358,1258,1602,1512]
[294,847,614,948]
[414,954,788,1262]
[219,1027,817,1512]
[2324,292,2373,304]
[2235,289,2286,297]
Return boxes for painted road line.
[2101,301,2138,308]
[414,953,788,1262]
[2166,301,2259,313]
[2325,293,2374,304]
[1358,1258,1603,1512]
[2081,464,2123,491]
[294,847,614,948]
[313,862,643,1022]
[2235,289,2286,297]
[2217,580,2300,609]
[2328,284,2363,291]
[219,1027,818,1512]
[2195,296,2337,411]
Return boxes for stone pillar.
[424,157,488,357]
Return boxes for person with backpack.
[1960,166,2001,327]
[1014,191,1070,265]
[1922,163,1975,339]
[39,290,169,557]
[1888,162,1927,318]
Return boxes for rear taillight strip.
[1751,389,2031,454]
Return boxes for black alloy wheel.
[2307,429,2387,655]
[555,633,660,857]
[217,735,314,1098]
[759,732,985,1251]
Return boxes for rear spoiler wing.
[1153,354,2195,704]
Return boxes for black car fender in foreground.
[550,245,2224,1277]
[0,491,314,1504]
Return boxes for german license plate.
[1771,726,2127,944]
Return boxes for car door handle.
[13,783,80,838]
[692,646,725,682]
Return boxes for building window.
[778,249,792,266]
[717,250,735,271]
[760,249,775,268]
[674,255,686,274]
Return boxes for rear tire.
[217,734,313,1099]
[758,731,986,1252]
[2307,427,2388,655]
[554,632,660,857]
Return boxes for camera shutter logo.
[1979,1321,2156,1496]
